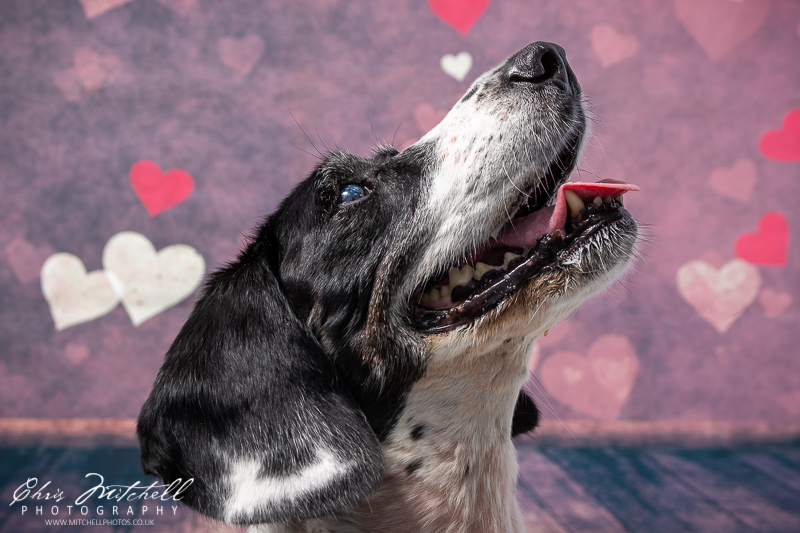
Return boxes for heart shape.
[64,343,90,365]
[217,35,265,76]
[540,335,639,420]
[759,288,792,318]
[676,259,761,333]
[759,110,800,162]
[440,52,473,82]
[5,237,55,284]
[708,158,757,202]
[52,69,83,102]
[78,0,134,19]
[73,47,123,91]
[673,0,770,61]
[429,0,489,34]
[40,253,120,331]
[103,232,205,326]
[413,104,447,133]
[590,24,639,67]
[129,160,194,216]
[735,212,790,266]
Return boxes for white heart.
[676,259,761,333]
[40,253,120,330]
[103,232,205,326]
[440,52,473,82]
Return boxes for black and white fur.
[138,42,637,532]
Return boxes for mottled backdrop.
[1,0,799,425]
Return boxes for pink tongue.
[495,179,639,249]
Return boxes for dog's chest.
[312,340,532,532]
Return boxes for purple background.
[1,0,798,424]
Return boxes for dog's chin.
[408,192,639,336]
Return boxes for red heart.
[673,0,769,61]
[759,110,800,162]
[129,160,194,216]
[429,0,489,34]
[735,212,790,266]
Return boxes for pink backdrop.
[1,0,798,425]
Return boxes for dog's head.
[138,42,638,525]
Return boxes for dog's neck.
[317,335,535,533]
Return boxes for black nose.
[504,42,579,94]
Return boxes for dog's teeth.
[461,265,475,281]
[474,262,493,280]
[429,287,440,301]
[449,266,473,287]
[564,190,584,218]
[503,252,521,266]
[593,196,603,207]
[440,284,451,298]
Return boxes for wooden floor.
[1,444,799,532]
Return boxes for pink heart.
[73,48,122,91]
[73,47,123,91]
[676,259,761,333]
[64,343,90,365]
[759,110,800,162]
[429,0,490,34]
[540,335,639,420]
[217,35,265,76]
[78,0,134,19]
[673,0,770,61]
[759,288,792,318]
[130,160,194,217]
[708,158,757,202]
[413,104,447,134]
[590,24,639,67]
[735,212,790,266]
[5,238,55,284]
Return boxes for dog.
[137,41,638,532]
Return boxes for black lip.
[409,206,632,334]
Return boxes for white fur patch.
[226,448,350,523]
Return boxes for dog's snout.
[504,42,578,94]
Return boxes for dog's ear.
[511,389,540,437]
[136,234,382,525]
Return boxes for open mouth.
[409,168,639,333]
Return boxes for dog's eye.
[340,184,371,204]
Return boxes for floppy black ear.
[511,389,540,437]
[136,236,382,525]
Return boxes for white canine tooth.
[474,262,494,279]
[504,252,521,266]
[440,284,451,298]
[593,196,602,206]
[564,190,584,217]
[429,288,440,301]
